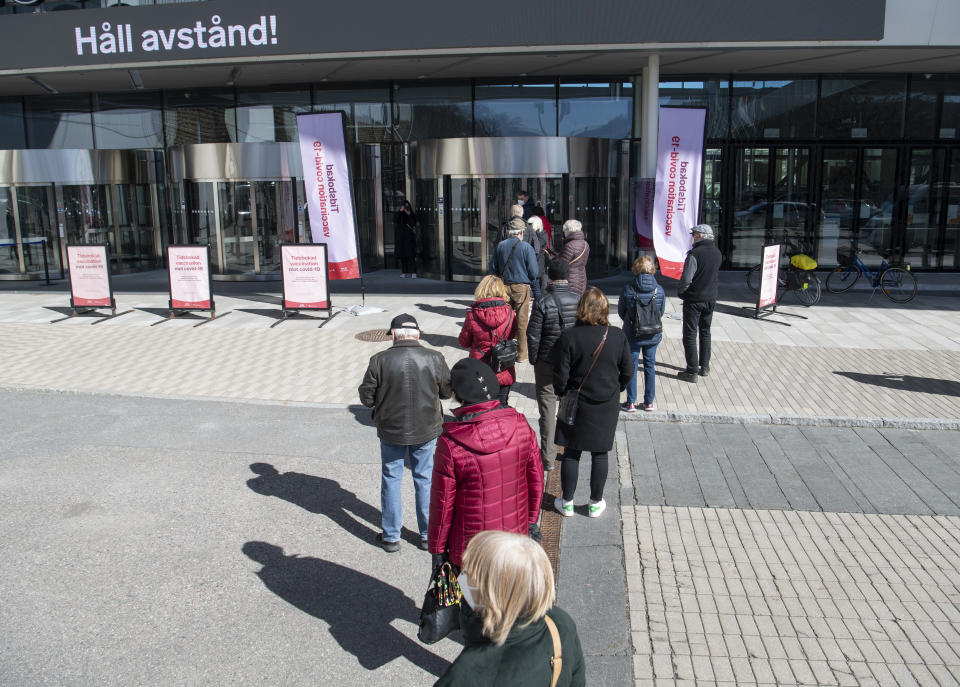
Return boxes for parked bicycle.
[746,238,821,306]
[825,249,918,303]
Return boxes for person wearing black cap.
[526,257,579,472]
[358,313,453,553]
[427,358,544,571]
[677,224,722,383]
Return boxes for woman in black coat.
[394,200,419,278]
[553,287,632,519]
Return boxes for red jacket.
[428,400,544,566]
[458,297,518,387]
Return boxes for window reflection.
[559,82,632,139]
[475,82,557,137]
[163,89,235,145]
[314,87,391,144]
[730,79,817,139]
[94,92,163,149]
[394,84,472,141]
[235,87,310,143]
[819,77,906,140]
[659,79,729,139]
[25,94,94,149]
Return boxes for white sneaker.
[588,499,606,518]
[400,273,408,278]
[554,497,574,517]
[410,274,418,279]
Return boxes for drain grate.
[355,329,391,342]
[539,466,563,582]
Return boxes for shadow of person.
[415,302,467,319]
[243,541,450,676]
[247,463,382,542]
[347,404,375,427]
[833,371,960,397]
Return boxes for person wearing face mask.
[427,358,544,574]
[434,531,586,687]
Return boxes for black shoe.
[678,371,699,383]
[699,366,710,377]
[419,537,430,551]
[375,533,400,553]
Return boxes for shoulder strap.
[569,244,587,264]
[577,326,608,391]
[499,238,521,277]
[544,615,563,687]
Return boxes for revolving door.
[411,137,624,282]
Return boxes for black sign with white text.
[0,0,885,72]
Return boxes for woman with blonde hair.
[553,287,632,518]
[618,255,666,412]
[434,531,585,687]
[459,275,517,407]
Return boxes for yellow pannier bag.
[790,253,818,271]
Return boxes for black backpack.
[630,292,662,339]
[482,310,518,373]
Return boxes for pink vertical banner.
[652,107,707,279]
[296,112,360,279]
[758,244,781,309]
[634,178,655,249]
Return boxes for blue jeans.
[380,438,436,542]
[626,342,659,405]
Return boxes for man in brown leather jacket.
[358,313,452,553]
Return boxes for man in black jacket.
[677,224,723,383]
[358,314,452,552]
[526,258,580,471]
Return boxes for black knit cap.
[547,258,570,281]
[450,358,500,405]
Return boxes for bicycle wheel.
[793,272,821,307]
[825,266,860,293]
[879,267,918,303]
[746,265,761,293]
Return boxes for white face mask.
[458,571,482,610]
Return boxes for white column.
[641,54,660,179]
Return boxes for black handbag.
[558,327,608,426]
[482,310,518,373]
[418,562,462,644]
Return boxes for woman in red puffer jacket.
[428,357,544,569]
[458,275,517,407]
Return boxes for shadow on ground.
[833,371,960,397]
[421,332,463,349]
[416,302,467,319]
[243,541,450,676]
[247,463,381,542]
[347,404,375,427]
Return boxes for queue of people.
[360,199,721,685]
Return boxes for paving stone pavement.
[2,288,960,422]
[5,280,960,686]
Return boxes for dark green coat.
[435,603,586,687]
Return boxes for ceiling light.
[27,76,58,94]
[127,69,144,90]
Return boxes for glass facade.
[558,82,633,139]
[474,82,557,136]
[94,92,164,149]
[0,72,957,276]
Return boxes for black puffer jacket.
[358,340,453,445]
[527,283,580,365]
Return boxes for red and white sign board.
[652,107,707,279]
[296,112,360,279]
[281,244,329,310]
[168,245,212,310]
[758,244,781,309]
[66,244,112,307]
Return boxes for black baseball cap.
[389,313,420,331]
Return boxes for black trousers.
[560,450,608,502]
[400,256,417,274]
[497,384,511,408]
[681,300,715,373]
